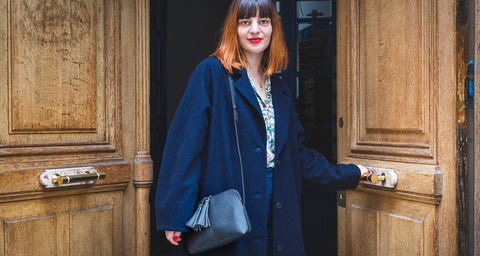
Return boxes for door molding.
[337,0,459,255]
[134,0,153,255]
[474,0,480,253]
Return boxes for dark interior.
[150,1,338,255]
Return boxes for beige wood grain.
[0,0,148,254]
[436,0,459,254]
[135,187,151,255]
[475,0,480,254]
[57,212,69,256]
[132,0,153,255]
[10,0,97,132]
[388,213,424,256]
[360,0,425,134]
[0,220,4,256]
[337,206,346,256]
[349,192,435,256]
[349,0,436,163]
[70,207,114,256]
[344,158,442,204]
[0,0,109,145]
[338,0,459,255]
[5,214,57,256]
[336,0,351,177]
[0,192,122,256]
[0,162,130,197]
[350,206,378,255]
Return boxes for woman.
[155,0,368,255]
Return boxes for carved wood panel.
[10,0,98,133]
[70,206,114,256]
[348,0,436,163]
[0,192,122,256]
[0,0,127,200]
[351,206,378,255]
[388,213,424,256]
[0,0,147,254]
[5,214,57,255]
[338,0,458,255]
[344,192,435,256]
[0,0,118,153]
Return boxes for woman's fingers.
[173,231,183,242]
[165,231,183,246]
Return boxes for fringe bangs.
[237,0,273,19]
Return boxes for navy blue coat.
[155,57,360,256]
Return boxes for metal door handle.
[52,172,106,185]
[361,173,387,183]
[40,167,104,188]
[359,167,397,188]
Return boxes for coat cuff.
[339,164,361,190]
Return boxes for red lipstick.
[248,37,262,43]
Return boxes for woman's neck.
[245,53,264,76]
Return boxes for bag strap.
[228,74,246,206]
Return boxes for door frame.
[474,0,480,253]
[133,0,153,255]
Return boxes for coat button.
[275,201,282,210]
[276,244,283,253]
[275,160,280,167]
[253,192,263,199]
[255,147,262,153]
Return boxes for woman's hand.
[357,165,370,177]
[165,231,183,246]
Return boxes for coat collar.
[232,69,262,115]
[232,69,291,156]
[271,75,291,156]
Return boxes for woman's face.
[237,12,272,57]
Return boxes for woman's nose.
[249,21,260,34]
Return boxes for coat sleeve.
[295,115,361,192]
[154,60,213,232]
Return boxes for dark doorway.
[276,1,338,255]
[150,1,230,255]
[150,1,338,255]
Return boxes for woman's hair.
[212,0,288,75]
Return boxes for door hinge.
[337,190,346,208]
[465,60,474,106]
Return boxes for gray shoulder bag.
[185,74,252,254]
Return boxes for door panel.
[9,0,99,133]
[0,0,150,255]
[5,214,57,256]
[0,0,119,153]
[475,0,480,253]
[338,0,458,255]
[344,192,435,255]
[70,206,115,256]
[349,0,435,162]
[1,192,122,256]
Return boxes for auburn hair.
[212,0,288,76]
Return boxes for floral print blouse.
[247,73,275,168]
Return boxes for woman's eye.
[259,19,271,25]
[239,20,250,25]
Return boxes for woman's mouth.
[248,38,263,43]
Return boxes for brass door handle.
[361,173,387,183]
[52,172,106,185]
[40,167,105,188]
[359,167,398,188]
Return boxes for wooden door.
[337,0,459,255]
[0,0,151,255]
[474,0,480,254]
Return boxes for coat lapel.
[271,76,291,156]
[232,69,262,116]
[232,69,291,155]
